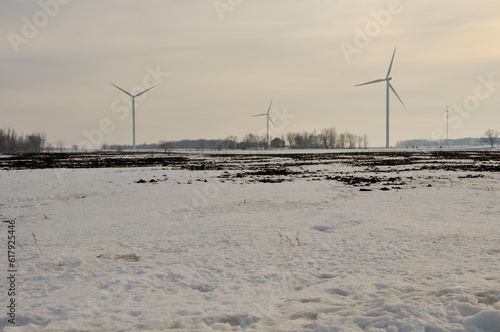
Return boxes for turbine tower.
[110,83,156,150]
[446,105,449,144]
[252,98,275,148]
[355,48,404,148]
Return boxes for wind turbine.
[252,98,275,147]
[355,48,404,148]
[446,105,449,144]
[110,83,156,150]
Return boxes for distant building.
[271,137,285,149]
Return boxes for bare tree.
[337,132,347,149]
[482,129,499,148]
[55,140,65,153]
[26,134,42,152]
[223,136,238,150]
[158,140,173,152]
[357,135,364,149]
[328,128,338,149]
[39,132,47,151]
[241,133,263,150]
[346,133,357,149]
[319,127,338,149]
[286,132,296,148]
[198,139,206,151]
[309,129,319,148]
[294,133,305,149]
[319,129,328,148]
[206,140,217,151]
[72,144,78,151]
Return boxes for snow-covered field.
[1,151,500,331]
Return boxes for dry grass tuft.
[97,253,140,262]
[114,254,140,262]
[279,232,305,247]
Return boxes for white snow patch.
[1,164,499,331]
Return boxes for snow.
[1,152,499,331]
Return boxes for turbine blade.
[268,116,276,127]
[134,85,156,97]
[252,113,267,117]
[110,83,132,97]
[267,98,274,115]
[389,82,404,105]
[386,47,396,79]
[355,78,386,87]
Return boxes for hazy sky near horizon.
[1,0,499,148]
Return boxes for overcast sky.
[1,0,499,148]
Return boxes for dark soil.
[1,150,499,189]
[0,152,189,169]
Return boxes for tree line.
[156,127,368,151]
[285,128,368,149]
[396,129,499,148]
[0,128,47,153]
[0,126,369,153]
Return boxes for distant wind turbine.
[252,98,275,147]
[355,48,404,148]
[446,105,449,144]
[110,83,156,150]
